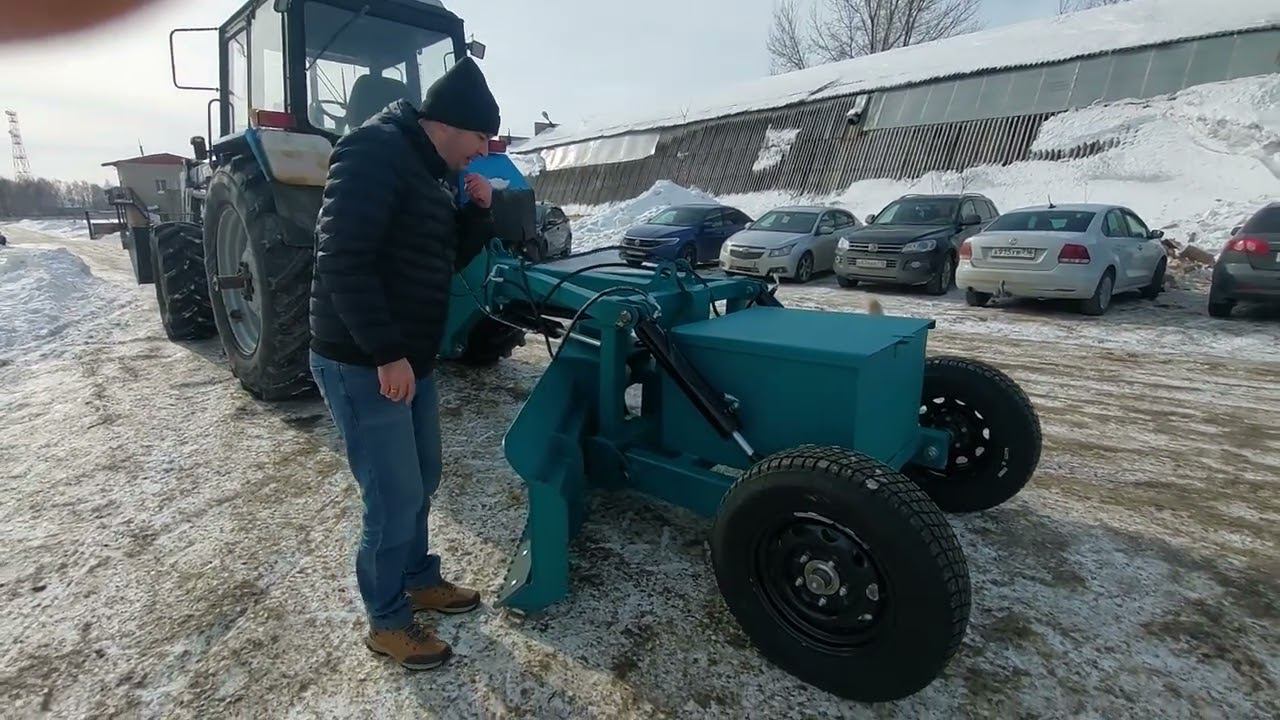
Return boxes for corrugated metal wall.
[529,96,1059,205]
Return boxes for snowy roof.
[101,153,187,167]
[519,0,1280,152]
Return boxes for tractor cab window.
[250,2,286,114]
[227,29,249,133]
[304,3,456,135]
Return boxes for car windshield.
[304,3,457,135]
[752,211,818,233]
[987,210,1096,233]
[648,207,710,227]
[1242,207,1280,233]
[874,198,959,225]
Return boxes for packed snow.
[568,75,1280,255]
[518,0,1280,151]
[5,218,92,239]
[2,215,1276,718]
[751,126,801,173]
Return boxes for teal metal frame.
[447,250,951,614]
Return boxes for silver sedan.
[718,205,862,283]
[956,203,1168,315]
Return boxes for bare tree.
[768,0,984,72]
[1058,0,1130,14]
[768,0,811,74]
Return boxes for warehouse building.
[516,0,1280,205]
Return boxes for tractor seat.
[345,75,414,130]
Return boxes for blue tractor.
[139,0,528,399]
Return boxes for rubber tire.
[680,244,698,267]
[791,251,814,284]
[907,356,1042,512]
[150,222,216,341]
[1080,269,1114,316]
[203,156,315,401]
[836,275,859,288]
[456,317,526,367]
[925,254,954,296]
[711,446,970,703]
[1140,258,1167,300]
[965,288,991,307]
[1207,285,1234,318]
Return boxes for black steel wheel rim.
[918,393,993,479]
[753,513,887,653]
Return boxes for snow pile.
[752,126,802,173]
[570,180,717,250]
[519,0,1280,151]
[0,246,135,358]
[5,218,90,239]
[509,151,545,179]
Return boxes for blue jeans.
[309,351,443,630]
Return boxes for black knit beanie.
[418,57,500,137]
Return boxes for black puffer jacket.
[310,100,493,377]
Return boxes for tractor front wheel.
[203,156,314,400]
[711,446,970,702]
[150,221,215,341]
[907,356,1041,512]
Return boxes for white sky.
[0,0,1058,183]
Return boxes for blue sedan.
[620,203,753,266]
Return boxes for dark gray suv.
[834,193,998,295]
[1209,202,1280,318]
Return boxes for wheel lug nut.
[794,577,804,587]
[798,553,810,563]
[838,585,848,597]
[818,597,827,607]
[866,583,879,601]
[858,613,873,622]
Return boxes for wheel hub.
[803,559,840,595]
[921,396,991,475]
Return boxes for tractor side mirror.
[960,213,982,226]
[468,40,487,60]
[1231,225,1243,236]
[190,136,208,162]
[1147,229,1164,240]
[865,213,877,224]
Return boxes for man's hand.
[377,358,416,404]
[463,173,493,209]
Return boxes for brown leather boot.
[408,580,481,614]
[365,621,452,671]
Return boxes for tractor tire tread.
[152,221,216,341]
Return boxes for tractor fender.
[212,129,328,248]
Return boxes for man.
[308,57,499,671]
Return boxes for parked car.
[533,202,573,259]
[955,203,1167,316]
[718,205,862,283]
[834,193,997,295]
[620,203,752,266]
[1208,202,1280,318]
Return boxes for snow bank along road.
[1,224,1277,718]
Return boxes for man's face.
[433,124,490,172]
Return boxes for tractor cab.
[202,0,483,142]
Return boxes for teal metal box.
[661,307,934,468]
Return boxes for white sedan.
[956,203,1168,315]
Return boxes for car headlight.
[769,243,796,257]
[902,238,937,253]
[837,237,849,251]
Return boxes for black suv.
[834,193,998,295]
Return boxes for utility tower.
[6,110,33,180]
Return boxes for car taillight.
[1058,243,1091,264]
[1224,236,1269,255]
[251,109,295,129]
[958,239,972,260]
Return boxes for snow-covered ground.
[569,75,1280,255]
[4,218,92,240]
[0,210,1277,719]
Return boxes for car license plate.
[855,259,888,269]
[991,247,1036,259]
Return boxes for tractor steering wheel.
[314,99,347,123]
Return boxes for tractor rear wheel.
[150,222,215,341]
[203,156,314,400]
[907,356,1041,512]
[711,446,970,702]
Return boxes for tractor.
[119,0,1046,703]
[120,0,529,399]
